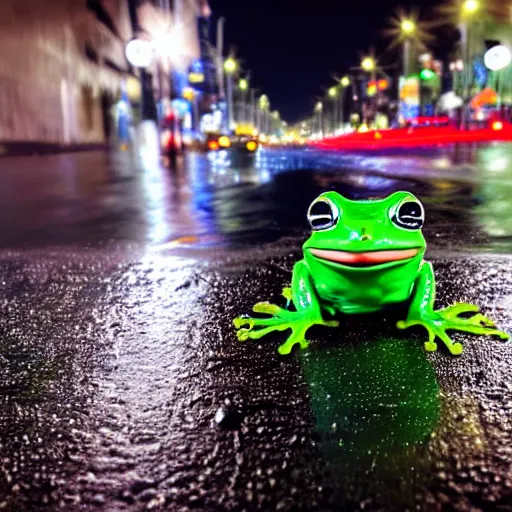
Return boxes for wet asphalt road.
[0,145,512,511]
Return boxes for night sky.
[209,0,456,122]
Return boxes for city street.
[0,145,512,511]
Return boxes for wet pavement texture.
[0,145,511,511]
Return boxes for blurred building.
[0,0,137,145]
[133,0,203,133]
[455,7,512,103]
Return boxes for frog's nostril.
[360,227,372,241]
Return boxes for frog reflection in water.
[234,191,509,355]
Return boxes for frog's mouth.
[309,248,420,267]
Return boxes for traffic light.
[420,69,436,81]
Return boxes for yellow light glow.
[328,86,338,98]
[126,76,141,101]
[224,57,237,74]
[246,141,258,151]
[315,101,323,112]
[183,87,195,100]
[401,19,416,35]
[259,95,269,109]
[188,72,205,83]
[218,135,231,148]
[239,78,248,90]
[462,0,478,14]
[361,57,376,72]
[340,76,350,87]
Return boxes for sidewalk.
[0,141,108,157]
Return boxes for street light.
[458,0,480,128]
[224,57,237,74]
[315,101,323,138]
[259,95,270,135]
[399,18,417,77]
[339,77,350,131]
[461,0,479,16]
[224,57,237,132]
[238,78,248,125]
[400,19,416,36]
[361,57,376,72]
[328,87,338,134]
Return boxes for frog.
[233,191,509,356]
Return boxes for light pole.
[400,18,416,77]
[459,0,479,127]
[271,110,280,136]
[340,76,350,131]
[250,89,256,132]
[328,86,338,134]
[224,57,237,133]
[216,18,226,99]
[315,101,323,137]
[361,56,377,124]
[259,94,270,135]
[238,78,248,125]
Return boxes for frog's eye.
[307,199,339,231]
[391,200,424,230]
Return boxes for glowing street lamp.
[223,57,238,132]
[399,17,417,77]
[327,87,339,134]
[361,57,376,72]
[315,102,323,137]
[400,18,416,35]
[461,0,479,16]
[259,94,270,110]
[459,0,480,108]
[484,45,512,71]
[238,78,249,124]
[224,57,237,74]
[339,77,350,131]
[259,95,270,135]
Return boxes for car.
[206,134,259,153]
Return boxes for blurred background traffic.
[2,0,512,160]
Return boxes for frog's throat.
[308,247,421,267]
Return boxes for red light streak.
[310,122,512,151]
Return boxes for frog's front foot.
[397,302,509,356]
[233,302,339,355]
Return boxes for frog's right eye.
[307,199,339,231]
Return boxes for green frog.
[233,191,509,356]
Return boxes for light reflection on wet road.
[0,143,511,252]
[0,145,511,510]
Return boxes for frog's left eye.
[391,200,424,230]
[307,199,339,231]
